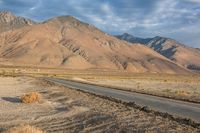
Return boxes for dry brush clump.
[21,92,41,104]
[175,90,190,97]
[4,124,43,133]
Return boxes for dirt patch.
[4,125,43,133]
[0,77,89,132]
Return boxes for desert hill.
[116,33,200,71]
[0,11,35,33]
[0,13,189,73]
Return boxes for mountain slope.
[116,33,200,71]
[0,11,35,33]
[0,15,188,73]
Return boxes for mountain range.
[116,33,200,71]
[0,11,197,74]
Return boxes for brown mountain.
[0,14,189,73]
[0,11,35,33]
[116,33,200,71]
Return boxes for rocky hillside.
[0,11,35,33]
[116,33,200,71]
[0,14,189,73]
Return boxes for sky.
[0,0,200,48]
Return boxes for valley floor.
[76,74,200,103]
[0,76,199,132]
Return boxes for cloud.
[101,3,112,14]
[0,0,199,48]
[184,0,200,3]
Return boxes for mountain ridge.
[0,11,36,33]
[116,33,200,71]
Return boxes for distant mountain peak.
[43,15,101,32]
[0,11,36,33]
[0,11,17,22]
[44,15,81,24]
[0,11,36,23]
[0,11,13,15]
[116,33,151,44]
[0,11,12,16]
[122,33,133,36]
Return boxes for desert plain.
[0,69,200,133]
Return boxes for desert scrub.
[163,89,171,93]
[4,124,43,133]
[21,92,41,104]
[175,90,190,97]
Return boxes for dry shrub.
[5,125,43,133]
[175,90,190,97]
[21,92,41,104]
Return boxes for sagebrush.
[21,92,41,103]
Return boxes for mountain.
[0,11,35,33]
[116,33,151,44]
[116,33,200,71]
[0,13,189,73]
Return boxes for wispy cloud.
[184,0,200,3]
[0,0,199,48]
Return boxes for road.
[44,77,200,122]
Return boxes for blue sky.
[0,0,200,48]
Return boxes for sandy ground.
[0,77,199,132]
[86,78,200,103]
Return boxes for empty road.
[44,77,200,122]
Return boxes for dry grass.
[86,75,200,102]
[4,125,43,133]
[21,92,41,104]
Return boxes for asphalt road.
[44,77,200,122]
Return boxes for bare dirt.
[0,77,199,132]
